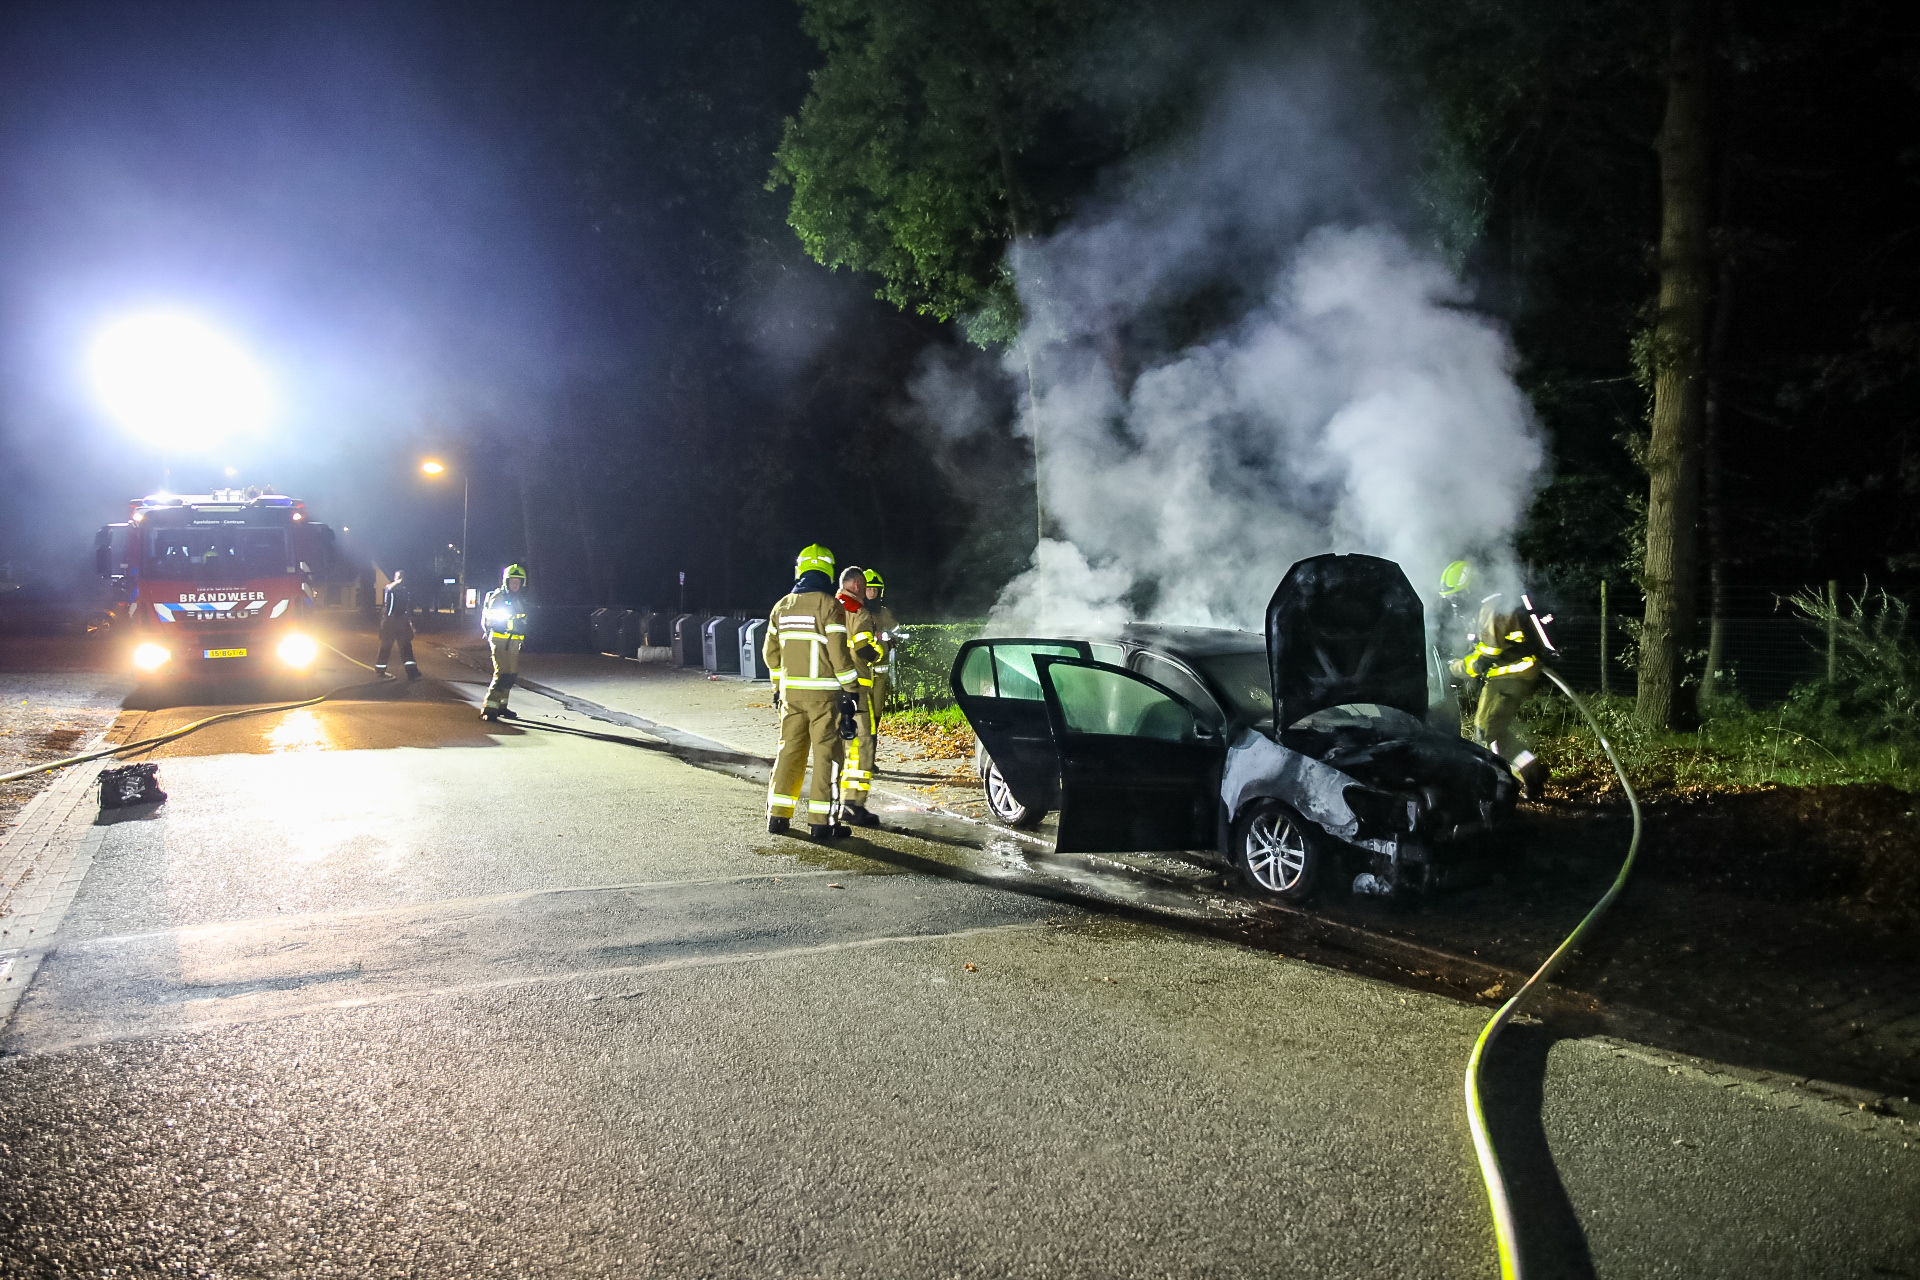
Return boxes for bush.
[885,621,983,710]
[1781,585,1920,748]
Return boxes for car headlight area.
[131,642,171,672]
[276,633,319,668]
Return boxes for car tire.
[1233,798,1322,903]
[980,750,1046,829]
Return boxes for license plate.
[203,648,247,659]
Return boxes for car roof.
[1114,623,1264,659]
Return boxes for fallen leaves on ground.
[881,717,975,760]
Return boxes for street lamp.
[421,459,469,614]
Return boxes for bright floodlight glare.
[131,643,170,672]
[89,311,273,450]
[420,460,445,475]
[277,633,318,668]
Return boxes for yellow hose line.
[0,695,326,784]
[1464,667,1643,1280]
[0,644,381,786]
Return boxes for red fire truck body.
[97,490,336,679]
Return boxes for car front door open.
[950,638,1091,815]
[1036,656,1224,854]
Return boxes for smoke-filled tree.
[768,0,1133,346]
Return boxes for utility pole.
[456,473,470,615]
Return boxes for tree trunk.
[1635,0,1714,731]
[1698,253,1733,709]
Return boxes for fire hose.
[0,643,383,786]
[1464,665,1643,1279]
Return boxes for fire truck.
[96,489,338,680]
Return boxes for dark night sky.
[0,0,876,604]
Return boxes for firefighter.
[861,568,899,714]
[375,567,420,680]
[836,566,885,828]
[764,544,862,838]
[1458,596,1551,797]
[480,564,530,722]
[1434,560,1476,722]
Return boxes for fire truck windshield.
[145,527,292,585]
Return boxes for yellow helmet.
[863,568,885,595]
[503,563,528,583]
[795,543,835,577]
[1439,560,1471,597]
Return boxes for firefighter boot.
[481,673,518,721]
[808,822,852,840]
[374,663,392,679]
[1510,750,1551,800]
[768,816,790,835]
[404,661,421,681]
[844,804,880,828]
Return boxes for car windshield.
[144,527,291,585]
[1190,651,1274,725]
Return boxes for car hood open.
[1266,553,1429,729]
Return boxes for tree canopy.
[769,0,1153,344]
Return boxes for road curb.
[0,717,133,1034]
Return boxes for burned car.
[950,553,1519,901]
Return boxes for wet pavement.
[444,637,1920,1101]
[1,625,1916,1276]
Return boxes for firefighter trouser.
[1473,674,1537,759]
[485,633,523,712]
[840,692,876,806]
[768,696,840,822]
[376,621,417,674]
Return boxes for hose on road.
[0,643,383,786]
[1464,666,1643,1279]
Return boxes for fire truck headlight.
[132,643,170,672]
[277,633,318,668]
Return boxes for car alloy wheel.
[1235,798,1320,902]
[982,753,1044,829]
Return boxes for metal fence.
[1543,614,1832,703]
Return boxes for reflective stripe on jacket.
[866,602,899,677]
[483,586,530,639]
[838,592,882,687]
[764,590,859,699]
[1461,610,1541,681]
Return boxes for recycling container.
[739,618,770,680]
[670,614,702,667]
[702,616,744,674]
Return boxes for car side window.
[957,645,995,698]
[1089,643,1125,665]
[1048,662,1199,742]
[992,644,1081,700]
[1133,654,1223,728]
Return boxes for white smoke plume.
[971,56,1543,635]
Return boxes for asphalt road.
[1,637,1915,1277]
